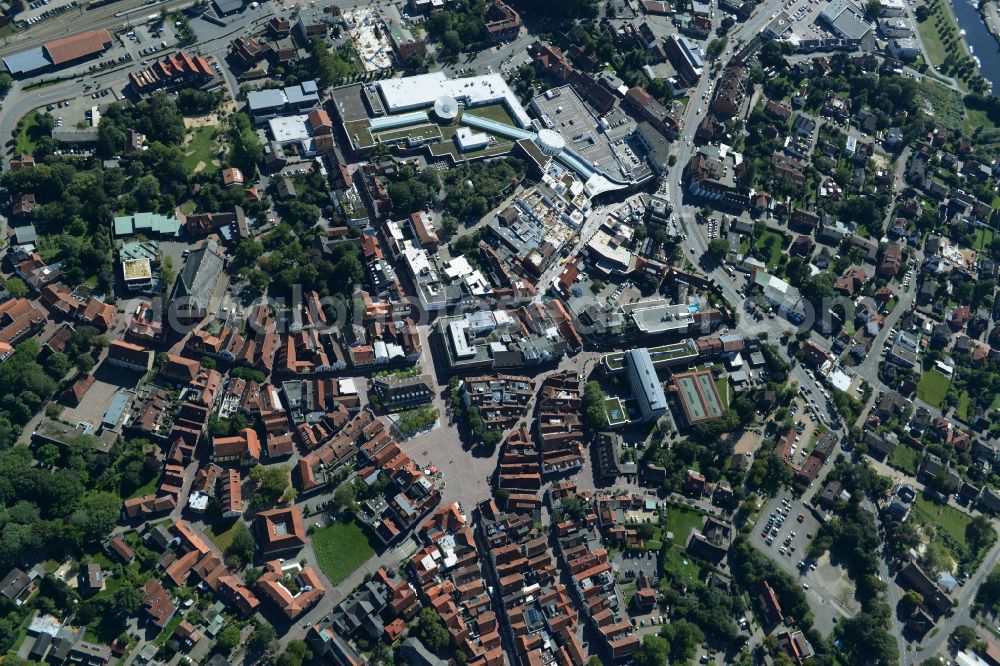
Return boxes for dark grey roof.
[29,632,51,659]
[175,239,225,309]
[52,126,100,144]
[213,0,244,14]
[0,568,30,599]
[399,638,447,666]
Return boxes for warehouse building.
[4,29,113,77]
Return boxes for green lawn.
[345,119,375,148]
[376,123,442,143]
[919,79,965,131]
[957,390,971,422]
[428,139,514,162]
[9,613,35,653]
[153,614,183,646]
[974,227,996,251]
[917,370,951,408]
[715,377,729,409]
[125,473,162,499]
[889,444,922,475]
[665,504,705,543]
[912,495,973,553]
[206,519,242,552]
[464,102,516,125]
[181,126,220,174]
[754,230,786,268]
[660,543,701,588]
[16,111,49,154]
[311,520,378,586]
[805,423,829,454]
[916,14,951,70]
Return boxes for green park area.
[912,495,995,570]
[16,111,48,154]
[311,520,378,585]
[181,126,220,174]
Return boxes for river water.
[948,0,1000,92]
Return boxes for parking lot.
[776,0,835,40]
[750,493,857,635]
[19,0,79,28]
[613,549,659,583]
[786,396,826,458]
[124,20,180,67]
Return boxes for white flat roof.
[448,319,476,358]
[455,126,489,151]
[377,72,532,128]
[268,114,311,143]
[443,256,474,279]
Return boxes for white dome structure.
[536,128,566,156]
[433,95,459,122]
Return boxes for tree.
[217,625,241,653]
[707,37,729,60]
[277,641,312,666]
[250,465,290,506]
[70,492,121,544]
[747,451,793,494]
[966,515,995,554]
[309,38,358,87]
[333,483,356,511]
[5,277,28,299]
[560,495,587,522]
[976,567,1000,614]
[176,88,220,115]
[706,238,729,263]
[248,622,277,653]
[634,634,669,666]
[899,590,923,618]
[110,581,143,617]
[582,381,608,431]
[228,112,263,175]
[225,523,255,567]
[414,607,450,654]
[951,625,980,651]
[661,620,704,662]
[43,352,71,379]
[836,610,898,666]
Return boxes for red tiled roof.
[45,29,112,65]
